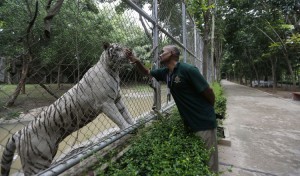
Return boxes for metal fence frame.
[41,0,207,174]
[0,0,210,175]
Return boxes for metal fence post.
[152,0,161,110]
[182,2,187,63]
[211,0,216,82]
[193,17,197,66]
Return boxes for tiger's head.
[103,42,129,71]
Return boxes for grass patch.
[0,84,74,119]
[5,111,21,120]
[133,84,151,92]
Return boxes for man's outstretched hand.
[125,48,138,64]
[125,48,150,75]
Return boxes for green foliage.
[211,82,227,118]
[220,0,300,84]
[116,0,182,38]
[97,109,214,176]
[0,0,152,83]
[186,0,215,31]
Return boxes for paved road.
[219,80,300,176]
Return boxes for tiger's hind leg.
[115,97,134,125]
[102,102,130,130]
[20,135,57,175]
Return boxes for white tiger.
[1,43,135,176]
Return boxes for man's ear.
[103,42,110,50]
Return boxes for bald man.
[125,45,218,173]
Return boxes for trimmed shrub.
[97,110,214,176]
[212,82,227,117]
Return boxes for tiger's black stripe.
[56,105,66,127]
[43,115,51,137]
[32,117,39,135]
[84,77,93,90]
[64,95,70,116]
[77,102,86,115]
[119,107,126,114]
[107,94,115,101]
[26,166,36,175]
[47,104,59,127]
[114,95,121,103]
[78,83,86,95]
[35,145,52,162]
[38,115,42,128]
[45,139,54,156]
[28,133,39,158]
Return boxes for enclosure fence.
[0,0,211,175]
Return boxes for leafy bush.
[211,82,227,117]
[277,81,299,86]
[94,83,227,175]
[97,109,214,176]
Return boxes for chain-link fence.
[0,0,210,175]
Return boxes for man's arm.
[201,87,215,106]
[187,66,215,106]
[125,49,150,75]
[132,59,150,75]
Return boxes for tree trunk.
[210,0,216,82]
[202,36,209,80]
[217,40,223,81]
[202,7,211,80]
[5,1,39,107]
[5,55,30,107]
[57,63,61,89]
[44,0,65,38]
[283,54,296,90]
[249,53,259,86]
[270,57,277,93]
[50,70,53,84]
[250,74,253,87]
[239,73,243,84]
[21,57,26,94]
[7,73,12,84]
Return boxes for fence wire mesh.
[0,0,208,175]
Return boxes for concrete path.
[219,80,300,176]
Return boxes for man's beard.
[159,57,170,65]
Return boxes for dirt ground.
[253,86,300,99]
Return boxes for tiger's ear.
[103,42,110,50]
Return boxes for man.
[125,45,218,173]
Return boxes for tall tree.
[187,0,215,80]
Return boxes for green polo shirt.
[150,62,216,132]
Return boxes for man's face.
[159,47,172,64]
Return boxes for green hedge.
[211,82,227,117]
[277,81,299,86]
[94,83,227,175]
[97,110,215,176]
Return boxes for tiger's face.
[103,43,129,70]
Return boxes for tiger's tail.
[1,136,16,176]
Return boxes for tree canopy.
[219,0,300,89]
